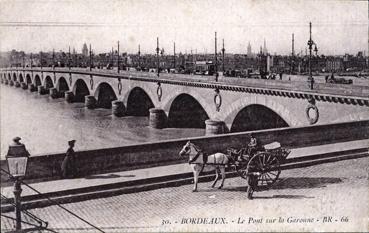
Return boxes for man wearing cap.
[61,140,77,179]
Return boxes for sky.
[0,0,368,55]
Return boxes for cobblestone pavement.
[2,157,368,232]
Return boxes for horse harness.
[188,143,227,166]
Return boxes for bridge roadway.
[1,67,369,133]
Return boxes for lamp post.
[214,32,219,82]
[89,44,93,71]
[68,46,71,70]
[52,49,55,69]
[173,42,176,71]
[156,37,160,78]
[307,22,318,89]
[117,41,120,73]
[40,52,43,70]
[222,39,225,73]
[6,137,29,231]
[138,44,141,70]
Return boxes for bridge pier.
[205,119,225,135]
[112,100,125,117]
[149,108,167,129]
[15,81,21,88]
[85,95,97,109]
[4,79,9,85]
[37,86,47,95]
[9,80,14,86]
[49,88,59,99]
[28,84,37,92]
[21,82,28,90]
[65,91,74,103]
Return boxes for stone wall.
[1,120,368,182]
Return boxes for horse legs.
[211,168,219,188]
[193,170,200,192]
[218,167,226,189]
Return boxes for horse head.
[179,141,192,157]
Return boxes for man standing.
[248,134,258,156]
[61,140,77,179]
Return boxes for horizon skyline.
[0,0,368,55]
[2,43,367,57]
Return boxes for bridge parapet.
[0,120,367,183]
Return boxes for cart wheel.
[247,152,281,187]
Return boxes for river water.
[0,85,204,158]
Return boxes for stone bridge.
[1,68,369,134]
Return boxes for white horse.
[179,141,231,192]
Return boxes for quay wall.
[1,120,368,183]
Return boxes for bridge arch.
[230,104,289,132]
[167,93,209,128]
[126,87,154,116]
[19,73,24,83]
[94,82,117,108]
[13,73,17,81]
[8,73,11,80]
[34,75,42,86]
[26,74,32,84]
[56,77,69,92]
[73,79,90,102]
[223,95,302,132]
[44,76,54,88]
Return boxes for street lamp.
[89,44,93,71]
[68,46,71,70]
[138,44,141,70]
[6,137,30,231]
[117,41,120,73]
[222,39,225,73]
[214,32,219,82]
[156,37,160,77]
[307,22,318,89]
[52,49,55,69]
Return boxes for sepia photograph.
[0,0,368,232]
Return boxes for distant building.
[247,42,252,57]
[263,39,268,55]
[82,43,88,57]
[326,57,343,72]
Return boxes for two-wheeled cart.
[227,142,291,199]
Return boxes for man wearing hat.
[7,137,30,157]
[61,140,77,179]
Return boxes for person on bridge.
[61,140,77,179]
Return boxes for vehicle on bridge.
[228,141,290,199]
[179,140,291,199]
[325,73,353,84]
